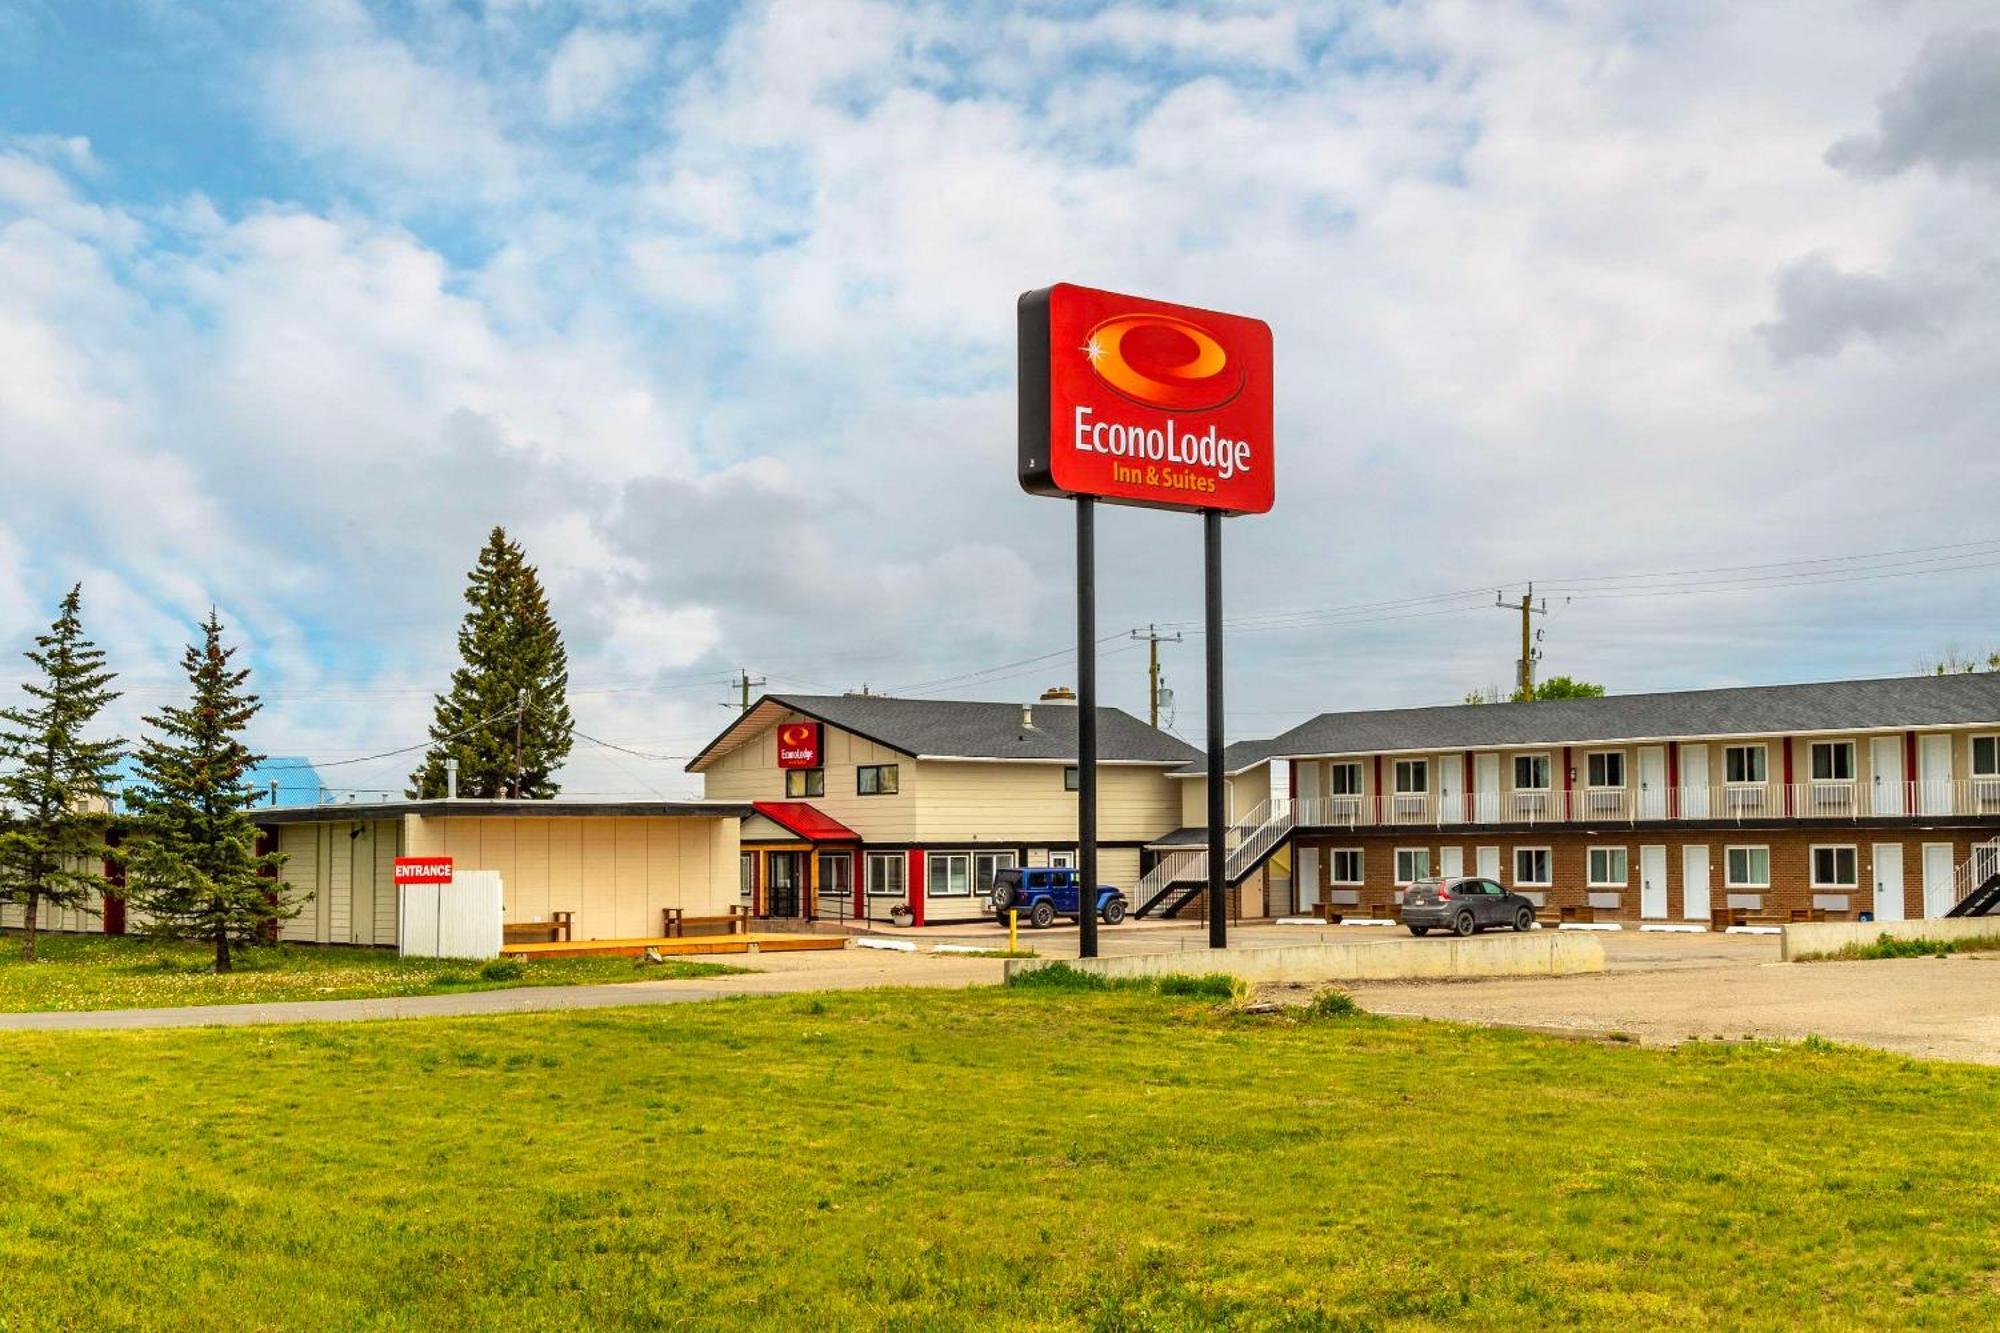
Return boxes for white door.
[1872,843,1905,922]
[1474,754,1500,822]
[1922,843,1956,918]
[1440,846,1464,877]
[1296,846,1321,911]
[1297,760,1320,804]
[1918,735,1952,815]
[1638,748,1667,820]
[1438,754,1462,825]
[1681,845,1711,921]
[1476,845,1501,880]
[1640,845,1668,918]
[1680,744,1709,818]
[1869,736,1905,819]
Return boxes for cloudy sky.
[2,0,1997,799]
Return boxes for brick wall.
[1295,827,1996,921]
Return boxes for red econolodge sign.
[393,857,454,886]
[1019,283,1274,515]
[776,722,822,770]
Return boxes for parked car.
[988,867,1127,928]
[1400,876,1537,937]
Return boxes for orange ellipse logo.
[779,724,815,748]
[1082,313,1245,412]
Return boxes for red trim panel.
[907,849,926,927]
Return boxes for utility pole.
[511,686,527,798]
[1494,585,1548,700]
[726,669,767,713]
[1129,625,1183,728]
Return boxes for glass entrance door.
[765,852,803,919]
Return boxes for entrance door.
[1474,755,1500,822]
[1637,749,1667,820]
[1297,761,1320,819]
[1439,755,1463,826]
[1476,845,1500,880]
[765,852,803,919]
[1640,844,1668,919]
[1680,744,1709,818]
[1681,845,1711,921]
[1918,735,1953,815]
[1922,843,1956,918]
[1871,736,1906,818]
[1440,846,1464,878]
[1296,847,1321,912]
[1872,843,1905,922]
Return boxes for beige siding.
[699,714,918,840]
[914,761,1180,844]
[278,824,322,942]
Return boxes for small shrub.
[1304,988,1361,1020]
[1009,963,1113,991]
[1155,973,1240,1001]
[478,959,524,982]
[1800,1034,1840,1054]
[427,971,472,988]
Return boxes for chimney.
[1039,686,1077,704]
[446,757,460,800]
[1021,704,1035,730]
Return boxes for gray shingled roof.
[690,693,1201,770]
[1173,673,2000,776]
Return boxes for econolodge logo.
[1081,313,1244,413]
[777,722,822,769]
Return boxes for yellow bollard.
[1008,909,1018,954]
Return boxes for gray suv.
[1401,876,1537,937]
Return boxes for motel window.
[1587,847,1628,887]
[1329,762,1363,796]
[927,852,972,898]
[1726,846,1771,888]
[1513,754,1552,791]
[1973,736,1998,777]
[1063,766,1079,791]
[785,768,825,799]
[739,853,755,903]
[1513,848,1552,886]
[857,764,899,796]
[1587,752,1625,789]
[1812,846,1859,888]
[1048,851,1076,869]
[1330,849,1364,884]
[1725,745,1767,784]
[1810,741,1856,782]
[1394,848,1430,884]
[817,853,853,907]
[866,853,905,897]
[974,851,1018,895]
[1394,760,1429,794]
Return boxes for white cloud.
[544,27,654,124]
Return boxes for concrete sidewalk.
[0,950,1006,1032]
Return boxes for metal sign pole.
[1077,495,1100,960]
[1205,508,1227,950]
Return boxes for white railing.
[1286,780,2000,828]
[1946,839,2000,914]
[1135,798,1299,911]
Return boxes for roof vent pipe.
[446,757,460,801]
[1022,704,1035,730]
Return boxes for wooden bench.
[503,911,573,945]
[661,905,752,938]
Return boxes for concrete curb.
[1002,932,1604,986]
[1781,915,2000,961]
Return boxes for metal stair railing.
[1944,839,2000,917]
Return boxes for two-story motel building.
[1161,672,2000,926]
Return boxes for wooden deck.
[500,932,848,961]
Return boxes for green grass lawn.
[0,932,745,1012]
[1,986,1996,1329]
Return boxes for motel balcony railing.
[1293,779,2000,829]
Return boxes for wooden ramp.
[501,933,848,961]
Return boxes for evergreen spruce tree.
[408,527,573,799]
[0,586,125,961]
[124,612,289,973]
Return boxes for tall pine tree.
[408,527,573,799]
[124,612,289,973]
[0,586,125,961]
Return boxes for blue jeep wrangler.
[988,867,1128,928]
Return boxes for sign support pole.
[1205,508,1228,949]
[1076,495,1100,960]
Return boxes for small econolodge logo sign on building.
[776,722,823,770]
[1018,282,1274,515]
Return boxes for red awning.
[749,801,861,843]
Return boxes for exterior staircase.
[1944,840,2000,917]
[1133,798,1298,918]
